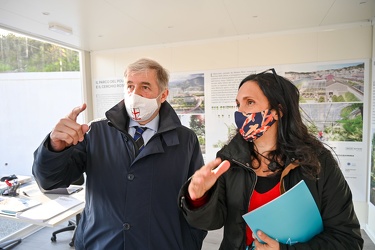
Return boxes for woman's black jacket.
[179,133,363,250]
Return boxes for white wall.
[89,24,373,236]
[0,72,83,176]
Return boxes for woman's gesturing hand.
[188,158,231,200]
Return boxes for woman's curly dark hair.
[239,70,325,177]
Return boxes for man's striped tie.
[133,126,147,152]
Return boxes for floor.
[2,225,374,250]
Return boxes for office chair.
[50,175,85,247]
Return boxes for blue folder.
[242,180,323,245]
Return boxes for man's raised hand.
[188,158,230,200]
[50,103,89,152]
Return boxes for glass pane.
[0,29,80,72]
[0,28,83,240]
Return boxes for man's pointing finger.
[67,103,87,121]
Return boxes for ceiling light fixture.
[48,23,73,35]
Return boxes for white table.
[0,181,85,246]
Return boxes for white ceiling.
[0,0,374,52]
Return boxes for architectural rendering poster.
[371,128,375,206]
[168,73,206,159]
[205,60,368,202]
[92,59,369,202]
[92,78,125,119]
[371,59,375,206]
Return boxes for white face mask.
[124,93,161,122]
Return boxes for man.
[32,58,207,249]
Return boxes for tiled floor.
[2,225,375,250]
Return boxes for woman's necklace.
[253,149,282,172]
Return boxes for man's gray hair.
[125,58,169,92]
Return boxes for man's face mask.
[234,109,276,142]
[124,93,161,122]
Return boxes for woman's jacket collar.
[216,133,253,169]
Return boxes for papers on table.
[16,196,83,223]
[0,196,41,216]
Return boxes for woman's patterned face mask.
[234,109,276,142]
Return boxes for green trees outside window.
[0,30,79,73]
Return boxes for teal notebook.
[242,180,323,245]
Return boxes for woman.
[179,69,363,250]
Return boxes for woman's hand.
[252,230,280,250]
[188,158,230,200]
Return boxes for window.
[0,28,84,240]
